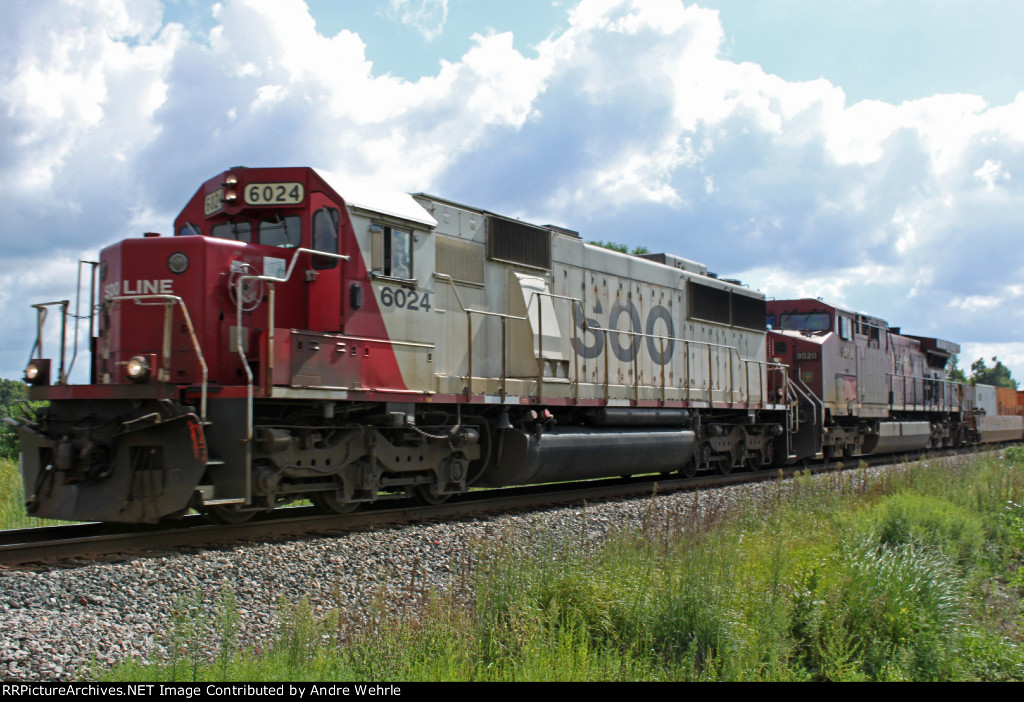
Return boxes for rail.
[436,274,785,407]
[106,295,209,421]
[236,247,350,442]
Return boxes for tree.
[588,240,651,256]
[0,379,28,461]
[946,355,968,383]
[969,356,1018,389]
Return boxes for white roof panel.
[315,169,437,228]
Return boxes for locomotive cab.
[15,167,479,523]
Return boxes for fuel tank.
[479,427,696,487]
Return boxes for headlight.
[24,359,50,385]
[168,252,189,274]
[126,355,151,382]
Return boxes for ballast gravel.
[0,458,959,681]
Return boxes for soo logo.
[572,300,676,365]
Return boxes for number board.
[795,351,820,362]
[244,182,305,206]
[204,189,224,215]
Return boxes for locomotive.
[10,166,1021,524]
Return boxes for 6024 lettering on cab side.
[10,166,1019,525]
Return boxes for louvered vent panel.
[487,216,551,270]
[436,236,485,285]
[732,294,767,331]
[687,280,731,325]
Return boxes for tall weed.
[859,491,984,567]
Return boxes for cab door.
[307,192,344,332]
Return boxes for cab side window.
[370,224,413,280]
[839,316,853,340]
[312,207,340,269]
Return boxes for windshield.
[779,312,832,332]
[210,220,252,242]
[259,215,301,248]
[185,214,304,249]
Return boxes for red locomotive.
[11,166,1020,524]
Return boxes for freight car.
[9,166,1019,524]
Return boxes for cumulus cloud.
[385,0,449,42]
[1,0,1023,381]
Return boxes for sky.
[1,0,1023,383]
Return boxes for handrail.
[236,247,350,442]
[791,375,823,441]
[28,262,100,386]
[436,274,530,400]
[436,274,782,406]
[28,301,69,384]
[66,260,99,381]
[886,372,966,412]
[106,294,209,421]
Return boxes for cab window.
[779,312,831,332]
[839,316,853,340]
[312,207,340,269]
[211,220,252,242]
[389,228,412,279]
[370,224,413,280]
[259,215,301,248]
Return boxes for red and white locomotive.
[13,166,1020,523]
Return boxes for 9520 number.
[379,286,431,312]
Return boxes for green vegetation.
[0,378,29,462]
[102,453,1024,682]
[1,378,62,528]
[0,458,37,530]
[588,241,651,256]
[947,355,1019,389]
[970,357,1019,390]
[0,454,73,530]
[947,355,969,384]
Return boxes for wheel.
[311,491,360,514]
[744,454,764,472]
[412,484,451,505]
[681,460,698,478]
[203,506,258,524]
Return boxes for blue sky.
[158,0,1024,105]
[2,0,1024,381]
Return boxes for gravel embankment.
[0,459,942,681]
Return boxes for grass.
[0,456,74,530]
[0,455,82,529]
[92,451,1024,682]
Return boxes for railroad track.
[0,451,969,567]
